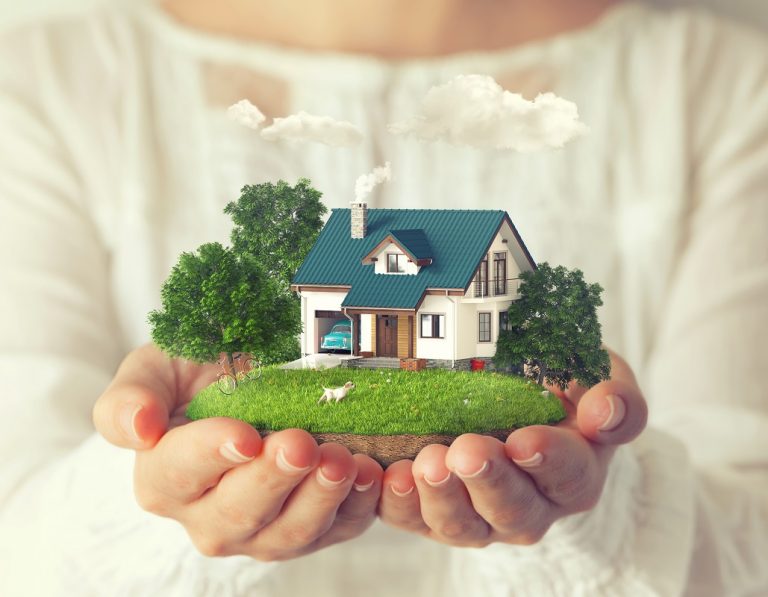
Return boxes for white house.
[290,203,536,367]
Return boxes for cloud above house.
[227,99,266,130]
[260,111,364,147]
[354,162,391,202]
[388,74,588,152]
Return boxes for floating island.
[186,367,566,466]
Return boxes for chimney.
[350,202,368,239]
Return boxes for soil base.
[261,430,512,467]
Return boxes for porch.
[343,309,417,360]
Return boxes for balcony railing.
[466,278,520,299]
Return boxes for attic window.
[387,253,405,273]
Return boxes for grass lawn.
[186,367,566,435]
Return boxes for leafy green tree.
[148,242,301,373]
[494,263,610,390]
[224,179,328,288]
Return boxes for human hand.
[377,350,647,547]
[93,344,383,560]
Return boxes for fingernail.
[391,484,414,497]
[219,441,254,464]
[316,468,347,489]
[353,479,375,492]
[599,394,626,431]
[120,405,142,441]
[423,472,452,488]
[512,452,544,468]
[454,461,489,479]
[276,448,312,474]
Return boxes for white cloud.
[354,162,391,202]
[260,111,363,147]
[227,99,266,130]
[388,74,588,152]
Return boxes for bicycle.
[216,353,262,395]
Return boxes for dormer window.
[387,253,406,273]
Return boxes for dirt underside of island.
[261,429,512,467]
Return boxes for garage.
[314,310,349,353]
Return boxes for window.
[420,314,445,338]
[494,252,507,295]
[387,253,405,273]
[474,256,488,297]
[499,310,510,333]
[478,312,492,342]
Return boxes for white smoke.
[388,74,588,152]
[261,111,363,147]
[227,99,266,130]
[354,162,391,202]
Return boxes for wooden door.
[377,315,398,357]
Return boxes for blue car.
[320,320,352,352]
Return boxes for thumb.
[93,344,182,449]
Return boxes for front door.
[377,315,398,357]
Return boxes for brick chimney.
[350,202,368,239]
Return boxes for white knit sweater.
[1,2,767,595]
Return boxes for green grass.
[187,367,566,435]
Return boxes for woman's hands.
[378,350,648,547]
[93,344,383,561]
[94,344,645,557]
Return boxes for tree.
[224,179,327,288]
[148,242,301,373]
[494,262,610,390]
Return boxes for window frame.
[478,312,492,343]
[387,252,406,273]
[420,313,445,339]
[493,252,507,296]
[474,255,489,297]
[498,310,510,333]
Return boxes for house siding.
[370,315,376,355]
[299,290,347,355]
[397,315,411,358]
[416,295,456,360]
[360,314,372,353]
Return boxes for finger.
[248,442,357,557]
[412,444,490,546]
[93,343,212,449]
[198,429,319,541]
[446,434,552,544]
[545,348,633,408]
[505,425,607,513]
[93,378,170,449]
[133,417,262,512]
[576,360,647,445]
[377,459,428,536]
[325,453,383,539]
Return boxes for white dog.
[318,381,355,404]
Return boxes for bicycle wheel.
[244,358,262,380]
[217,373,237,395]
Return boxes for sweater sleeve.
[0,22,277,597]
[445,14,768,597]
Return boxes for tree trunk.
[537,362,547,386]
[226,352,237,384]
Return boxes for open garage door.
[315,310,349,353]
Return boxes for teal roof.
[389,229,432,260]
[292,209,532,309]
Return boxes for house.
[290,203,536,369]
